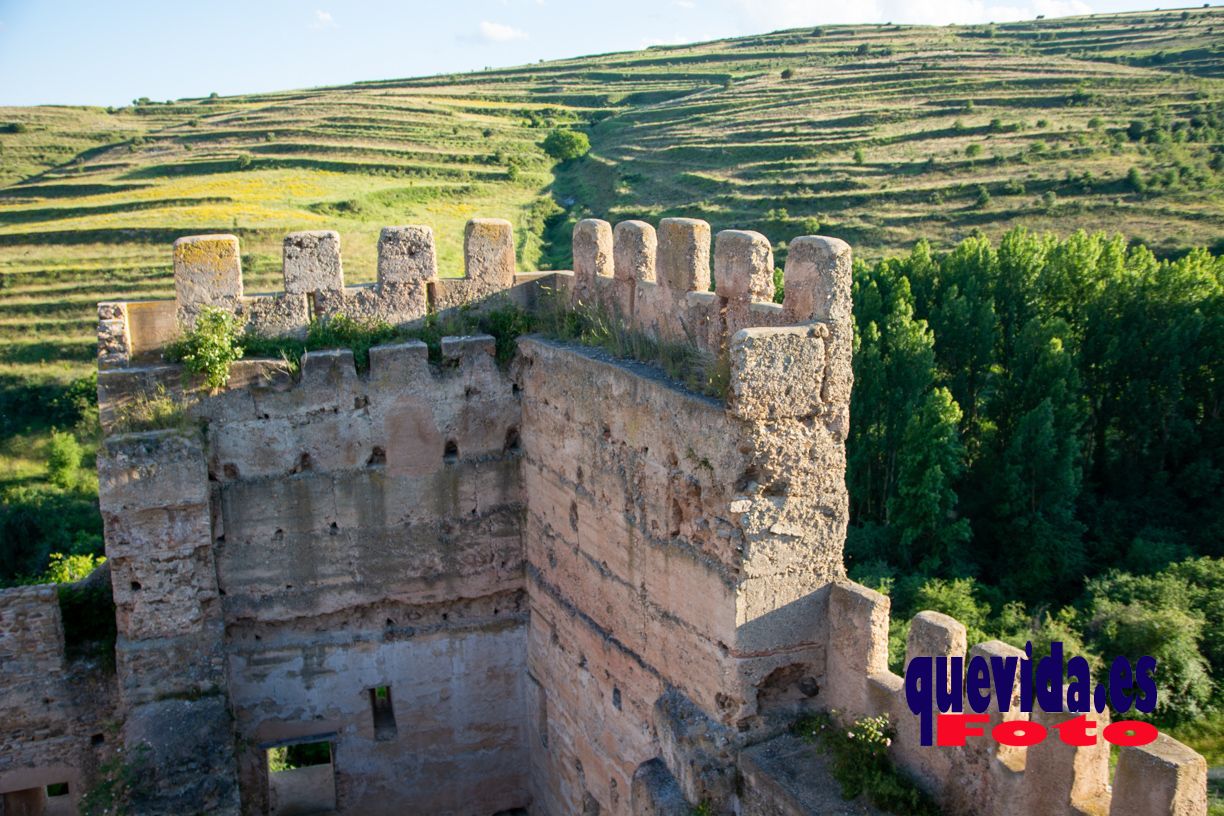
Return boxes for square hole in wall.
[369,685,398,741]
[45,782,74,816]
[266,739,335,816]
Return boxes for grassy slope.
[0,6,1221,482]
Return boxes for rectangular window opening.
[266,739,336,816]
[46,783,70,797]
[369,685,398,741]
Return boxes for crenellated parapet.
[97,218,545,369]
[72,213,1208,816]
[823,581,1208,816]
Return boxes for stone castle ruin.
[0,217,1208,815]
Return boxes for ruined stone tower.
[0,218,1207,815]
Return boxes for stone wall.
[0,584,116,815]
[522,219,855,815]
[821,581,1208,816]
[94,330,530,814]
[0,216,1206,816]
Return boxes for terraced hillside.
[0,6,1221,482]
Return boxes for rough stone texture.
[54,219,1210,816]
[519,336,843,814]
[740,734,884,816]
[123,696,241,815]
[174,234,242,325]
[239,292,310,339]
[465,218,515,284]
[611,220,655,317]
[573,218,614,305]
[630,759,692,816]
[0,575,122,814]
[728,325,827,421]
[97,301,130,369]
[1023,704,1111,816]
[283,230,343,293]
[377,225,437,286]
[714,230,773,302]
[825,582,890,719]
[656,218,711,293]
[123,299,178,361]
[1110,735,1208,816]
[654,689,737,809]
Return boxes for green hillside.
[0,5,1221,509]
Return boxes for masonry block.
[465,218,515,286]
[656,218,711,293]
[728,324,827,421]
[1110,734,1207,816]
[98,430,210,515]
[906,610,968,669]
[573,219,613,305]
[174,234,242,324]
[1022,704,1110,816]
[97,301,131,369]
[714,230,773,302]
[825,582,890,719]
[614,221,657,284]
[781,235,852,325]
[283,230,343,293]
[379,225,437,286]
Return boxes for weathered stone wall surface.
[519,328,847,815]
[206,339,530,815]
[0,587,87,812]
[0,215,1193,816]
[92,331,531,815]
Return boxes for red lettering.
[936,713,990,747]
[1052,715,1099,747]
[1103,720,1159,747]
[992,719,1047,747]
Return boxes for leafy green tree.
[1086,568,1213,724]
[849,262,943,527]
[542,128,590,161]
[924,236,999,447]
[888,387,970,572]
[993,399,1086,602]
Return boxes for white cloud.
[311,10,334,29]
[676,0,698,9]
[479,20,529,43]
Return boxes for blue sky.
[0,0,1216,106]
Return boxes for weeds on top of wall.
[164,307,245,390]
[164,294,727,399]
[239,304,535,373]
[534,291,730,400]
[793,711,941,816]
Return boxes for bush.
[235,154,254,170]
[542,128,590,162]
[43,552,105,584]
[965,143,983,158]
[165,307,245,390]
[793,713,941,815]
[0,486,103,582]
[0,122,28,134]
[1082,562,1223,722]
[853,147,865,165]
[974,185,991,207]
[781,68,794,79]
[46,430,83,490]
